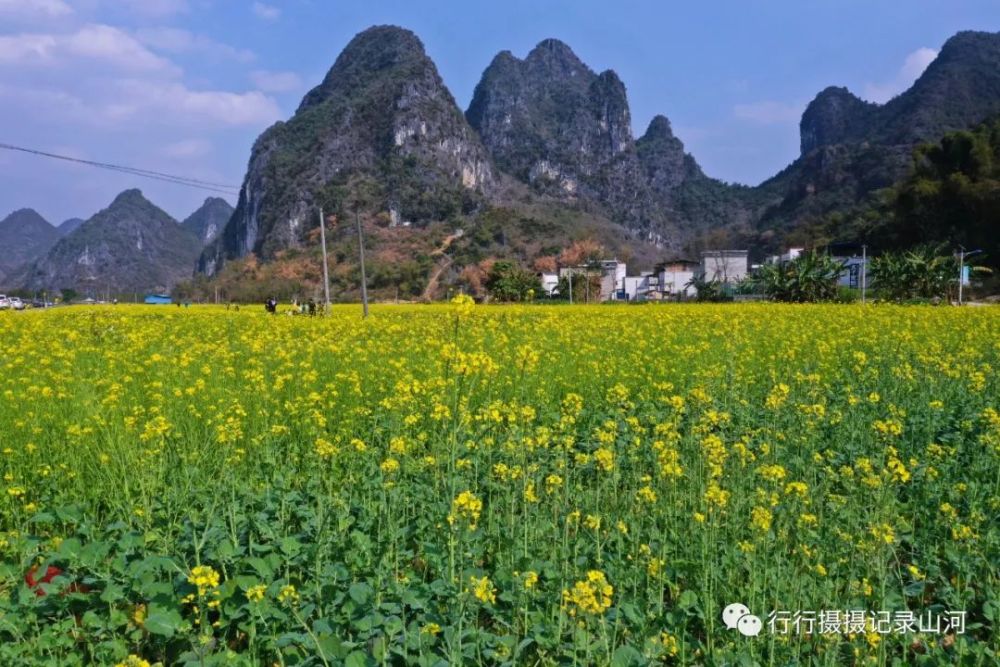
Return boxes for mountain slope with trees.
[0,209,60,287]
[756,30,1000,250]
[19,190,201,295]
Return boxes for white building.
[622,273,655,301]
[540,273,559,296]
[700,250,749,283]
[656,260,699,297]
[559,259,627,301]
[767,247,803,265]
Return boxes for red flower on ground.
[24,565,89,597]
[25,565,63,596]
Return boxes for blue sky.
[1,0,998,224]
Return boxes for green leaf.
[279,536,302,556]
[144,604,183,638]
[349,582,373,605]
[611,645,643,667]
[100,583,125,604]
[677,590,698,610]
[345,650,373,667]
[246,557,274,579]
[57,538,83,560]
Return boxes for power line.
[0,142,241,195]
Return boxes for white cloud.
[733,100,804,125]
[110,80,282,126]
[251,2,280,21]
[163,139,212,158]
[0,0,73,18]
[0,82,91,118]
[106,0,189,18]
[250,69,303,93]
[1,78,281,127]
[0,24,179,74]
[863,47,938,104]
[135,27,255,63]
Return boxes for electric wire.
[0,142,241,195]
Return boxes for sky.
[1,0,998,224]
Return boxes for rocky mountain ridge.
[182,197,234,246]
[0,208,60,285]
[759,30,1000,240]
[18,189,202,294]
[199,26,497,275]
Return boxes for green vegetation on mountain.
[790,115,1000,277]
[200,25,495,275]
[20,190,201,295]
[181,197,234,246]
[757,30,1000,250]
[868,117,1000,262]
[0,209,59,286]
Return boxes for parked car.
[10,297,25,311]
[0,295,10,310]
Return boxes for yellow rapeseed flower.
[469,575,496,604]
[115,656,151,667]
[562,570,613,617]
[188,565,220,596]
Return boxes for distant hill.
[19,189,201,294]
[0,209,59,287]
[181,197,234,246]
[58,218,85,236]
[756,30,1000,249]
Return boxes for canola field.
[0,303,997,666]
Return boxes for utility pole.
[355,208,369,318]
[861,244,867,305]
[957,247,983,306]
[568,272,573,305]
[958,247,965,306]
[318,207,331,314]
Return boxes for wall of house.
[659,270,695,296]
[701,254,748,283]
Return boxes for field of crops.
[0,303,997,666]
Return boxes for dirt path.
[422,230,462,301]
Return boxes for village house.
[699,250,749,283]
[655,259,699,298]
[558,259,627,301]
[542,254,750,301]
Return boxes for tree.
[866,118,1000,270]
[558,240,605,267]
[60,288,78,303]
[753,250,845,302]
[686,276,730,302]
[555,272,602,303]
[485,260,541,302]
[869,243,974,302]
